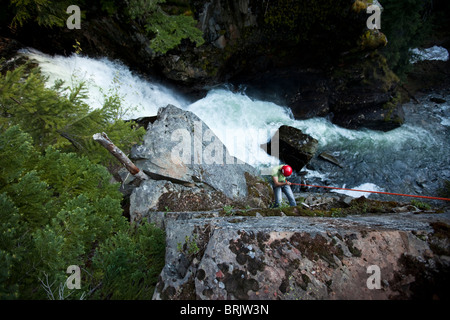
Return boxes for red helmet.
[281,165,293,177]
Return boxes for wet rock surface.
[262,125,318,172]
[300,89,450,202]
[240,53,403,132]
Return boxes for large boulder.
[262,125,318,172]
[131,104,259,199]
[151,210,450,300]
[127,104,269,221]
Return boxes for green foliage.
[0,126,53,228]
[0,126,121,298]
[9,0,72,28]
[223,205,234,216]
[147,10,204,54]
[0,62,90,149]
[380,0,433,79]
[177,234,200,257]
[0,124,36,184]
[0,61,145,167]
[35,147,122,207]
[410,199,431,210]
[0,194,22,299]
[7,0,204,55]
[0,115,165,300]
[126,0,204,54]
[92,222,166,299]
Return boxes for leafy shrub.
[126,0,204,54]
[9,0,74,28]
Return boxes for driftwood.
[93,132,149,181]
[318,152,343,168]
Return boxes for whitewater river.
[18,48,450,202]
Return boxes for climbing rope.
[290,183,450,201]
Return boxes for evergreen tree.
[0,61,146,168]
[0,193,22,299]
[0,126,166,299]
[9,0,74,28]
[92,222,166,299]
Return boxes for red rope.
[290,183,450,201]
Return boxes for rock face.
[241,53,404,131]
[5,0,404,131]
[127,104,270,221]
[131,104,258,198]
[328,53,404,131]
[262,125,318,172]
[128,179,234,222]
[184,0,404,131]
[151,211,450,300]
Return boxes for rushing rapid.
[19,48,450,200]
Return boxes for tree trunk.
[93,132,149,181]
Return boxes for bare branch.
[10,96,22,105]
[93,132,149,181]
[39,273,56,300]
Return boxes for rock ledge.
[150,210,450,300]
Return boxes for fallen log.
[93,132,149,181]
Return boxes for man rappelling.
[271,164,297,208]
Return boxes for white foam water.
[410,46,449,63]
[331,183,385,198]
[19,48,189,119]
[186,88,294,167]
[18,48,450,199]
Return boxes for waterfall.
[18,48,450,200]
[19,48,189,119]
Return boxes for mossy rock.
[359,30,388,51]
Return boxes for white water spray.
[19,48,189,119]
[18,48,449,198]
